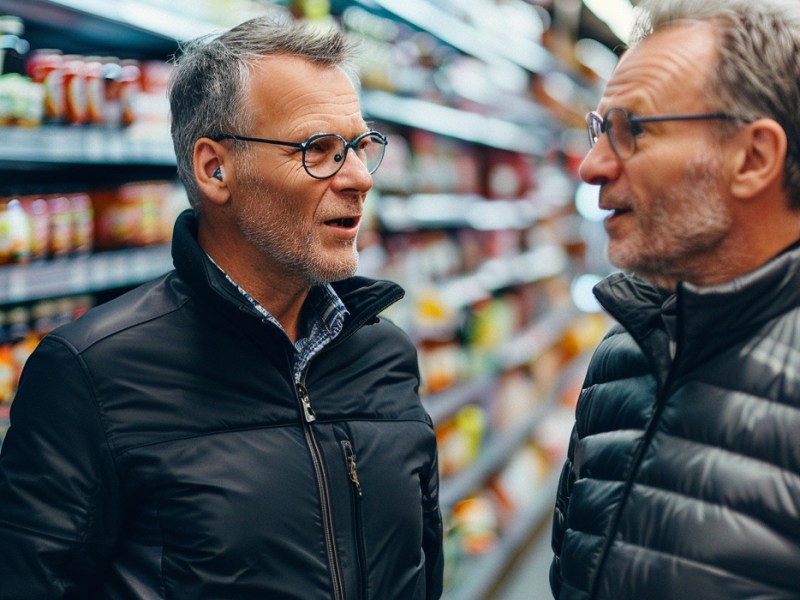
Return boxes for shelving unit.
[449,467,561,600]
[0,244,172,304]
[0,125,177,189]
[361,91,550,156]
[0,0,273,57]
[440,348,592,600]
[0,125,174,166]
[341,4,604,598]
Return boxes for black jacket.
[551,246,800,600]
[0,210,443,600]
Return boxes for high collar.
[170,209,405,338]
[593,244,800,381]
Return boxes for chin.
[306,253,359,285]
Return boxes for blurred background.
[0,0,633,597]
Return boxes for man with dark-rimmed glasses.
[0,16,443,599]
[550,0,800,599]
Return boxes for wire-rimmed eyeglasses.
[587,109,739,160]
[213,130,388,179]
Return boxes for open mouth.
[325,217,360,228]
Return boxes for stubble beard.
[606,151,733,288]
[236,170,359,287]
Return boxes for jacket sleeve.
[0,335,121,599]
[421,436,444,600]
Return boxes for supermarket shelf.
[349,0,554,74]
[0,126,175,167]
[433,244,569,310]
[446,465,561,600]
[361,90,548,156]
[0,244,173,304]
[440,398,552,512]
[0,125,178,190]
[423,374,497,427]
[442,350,594,599]
[378,194,546,232]
[43,0,222,41]
[422,303,579,427]
[439,347,591,512]
[0,0,279,57]
[0,0,178,58]
[497,303,580,371]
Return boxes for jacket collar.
[594,243,800,377]
[170,209,405,336]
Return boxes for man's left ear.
[730,118,788,199]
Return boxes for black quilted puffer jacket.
[551,247,800,600]
[0,210,443,600]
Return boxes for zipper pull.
[296,383,316,423]
[343,441,363,497]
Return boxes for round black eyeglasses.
[587,108,738,160]
[213,130,388,179]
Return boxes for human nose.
[332,147,373,193]
[578,133,622,185]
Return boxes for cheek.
[629,151,684,200]
[252,168,325,219]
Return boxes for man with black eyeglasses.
[0,16,443,599]
[550,0,800,599]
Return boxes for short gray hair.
[630,0,800,207]
[168,16,358,210]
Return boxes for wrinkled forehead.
[246,55,366,137]
[599,24,718,115]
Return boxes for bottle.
[0,15,29,76]
[0,198,32,264]
[101,57,123,126]
[83,55,105,125]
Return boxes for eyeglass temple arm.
[631,113,737,125]
[211,134,305,149]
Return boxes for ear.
[194,137,231,206]
[730,118,787,199]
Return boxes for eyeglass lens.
[304,133,386,178]
[587,109,635,159]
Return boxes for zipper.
[296,380,317,423]
[343,440,363,497]
[342,440,368,599]
[588,292,685,600]
[295,381,345,600]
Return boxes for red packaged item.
[62,55,87,124]
[118,59,141,127]
[19,196,50,261]
[26,49,65,122]
[46,195,74,256]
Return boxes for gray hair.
[168,16,359,210]
[630,0,800,208]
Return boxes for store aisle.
[490,520,554,600]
